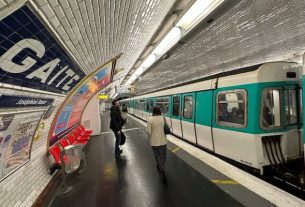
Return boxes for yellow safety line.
[172,147,180,153]
[211,179,239,185]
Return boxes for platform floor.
[48,112,274,207]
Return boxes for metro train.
[121,61,304,176]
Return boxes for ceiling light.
[152,27,181,57]
[141,54,156,69]
[176,0,224,31]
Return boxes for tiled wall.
[0,88,65,207]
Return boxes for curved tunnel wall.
[0,2,116,205]
[48,59,116,147]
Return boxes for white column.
[82,96,101,135]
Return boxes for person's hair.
[152,106,161,116]
[122,103,126,107]
[112,100,117,106]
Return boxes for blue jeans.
[113,131,121,155]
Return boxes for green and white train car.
[122,62,303,174]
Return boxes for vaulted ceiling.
[2,0,305,97]
[0,0,179,76]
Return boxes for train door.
[282,86,303,158]
[181,93,197,143]
[171,95,183,137]
[195,90,214,151]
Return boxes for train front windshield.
[261,87,299,129]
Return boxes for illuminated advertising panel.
[0,5,85,94]
[49,60,116,146]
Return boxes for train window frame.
[260,87,282,130]
[216,89,247,128]
[155,97,169,115]
[183,95,193,119]
[147,99,154,112]
[139,99,146,111]
[172,96,180,116]
[284,89,298,126]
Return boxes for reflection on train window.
[146,99,154,112]
[135,100,138,109]
[261,89,281,129]
[156,97,169,114]
[172,96,180,116]
[183,96,193,119]
[217,90,246,127]
[284,89,297,125]
[139,99,146,111]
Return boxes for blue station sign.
[0,94,53,108]
[0,5,86,94]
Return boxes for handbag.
[163,117,171,135]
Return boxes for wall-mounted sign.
[0,5,85,94]
[0,94,53,108]
[97,94,109,100]
[116,85,130,94]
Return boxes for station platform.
[47,112,301,207]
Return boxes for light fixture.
[152,27,181,57]
[176,0,224,31]
[124,0,225,86]
[141,54,156,69]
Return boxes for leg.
[152,146,166,172]
[114,131,121,156]
[158,145,167,172]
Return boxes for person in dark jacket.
[110,100,125,158]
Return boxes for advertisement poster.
[49,61,114,146]
[0,111,43,179]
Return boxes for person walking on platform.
[147,106,168,180]
[110,100,125,158]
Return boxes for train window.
[156,97,169,114]
[135,100,138,109]
[172,96,180,116]
[147,99,154,112]
[139,100,146,111]
[217,90,246,127]
[299,89,303,126]
[261,89,281,129]
[284,89,297,125]
[183,96,193,119]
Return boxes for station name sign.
[0,6,85,94]
[0,94,53,108]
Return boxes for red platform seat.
[80,124,93,135]
[49,145,67,165]
[67,133,87,145]
[73,129,90,141]
[59,138,70,148]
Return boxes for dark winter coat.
[110,106,124,132]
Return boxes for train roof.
[124,61,301,100]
